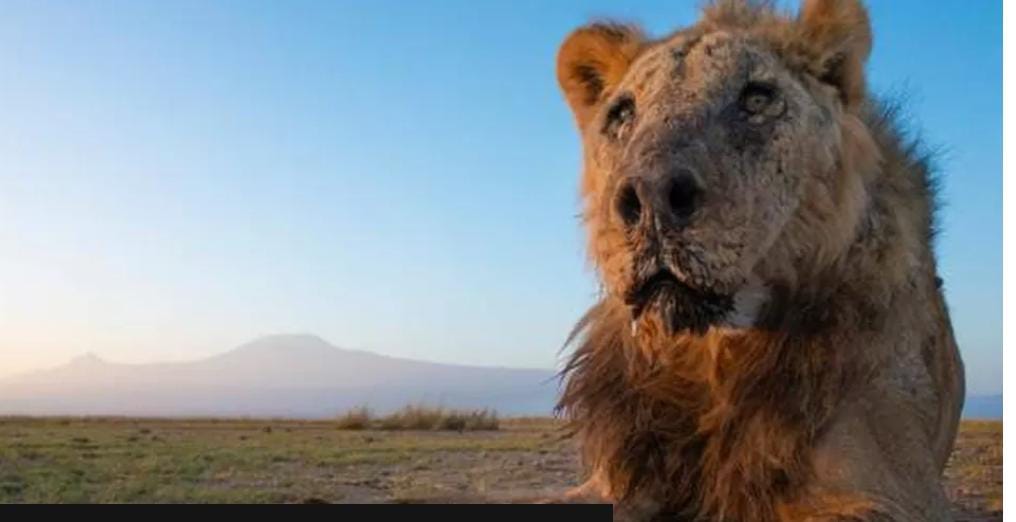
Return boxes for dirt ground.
[942,421,1003,521]
[0,417,1001,519]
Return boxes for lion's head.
[557,0,880,336]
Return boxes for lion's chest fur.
[559,300,859,520]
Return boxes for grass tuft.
[334,405,498,431]
[335,407,372,430]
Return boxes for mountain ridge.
[0,334,560,417]
[0,334,997,419]
[8,334,555,379]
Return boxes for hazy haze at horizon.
[0,1,1000,395]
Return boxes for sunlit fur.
[554,1,964,520]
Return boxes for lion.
[552,0,965,520]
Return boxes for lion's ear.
[557,23,645,130]
[796,0,872,110]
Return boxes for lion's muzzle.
[625,268,734,335]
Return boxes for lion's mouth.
[624,269,734,335]
[624,269,684,318]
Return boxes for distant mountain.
[0,335,560,418]
[963,394,1002,419]
[1,336,998,420]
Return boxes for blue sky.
[0,1,1000,395]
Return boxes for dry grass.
[335,407,372,430]
[944,420,1003,521]
[335,406,499,432]
[0,416,998,514]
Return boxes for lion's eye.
[602,95,636,139]
[739,82,775,116]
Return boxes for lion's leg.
[790,500,951,522]
[778,490,921,522]
[785,412,954,522]
[542,470,662,522]
[562,470,616,503]
[797,505,912,521]
[534,472,608,505]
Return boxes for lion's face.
[558,4,875,335]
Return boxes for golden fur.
[553,1,964,520]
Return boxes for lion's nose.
[665,168,701,222]
[614,168,701,230]
[614,180,644,229]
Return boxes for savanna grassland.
[0,416,1000,519]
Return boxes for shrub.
[335,406,372,430]
[334,405,499,431]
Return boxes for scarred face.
[557,3,876,335]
